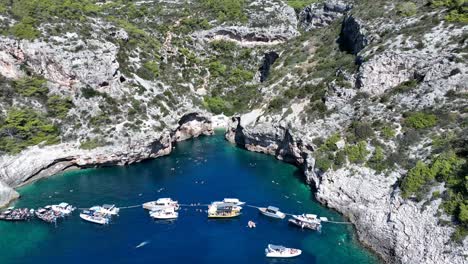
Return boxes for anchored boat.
[51,202,75,216]
[259,206,286,219]
[150,207,178,220]
[89,204,120,216]
[265,244,302,258]
[143,198,179,211]
[0,208,34,221]
[212,198,245,206]
[35,207,63,223]
[289,213,322,231]
[208,204,241,218]
[79,210,110,225]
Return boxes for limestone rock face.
[299,0,353,31]
[173,113,214,142]
[0,35,122,91]
[339,15,368,55]
[0,113,214,207]
[225,115,467,264]
[0,180,19,208]
[357,51,468,96]
[193,0,298,46]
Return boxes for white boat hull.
[150,213,178,220]
[265,250,302,258]
[259,208,285,219]
[80,213,109,225]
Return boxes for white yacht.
[89,204,120,216]
[51,202,75,215]
[143,198,179,211]
[79,210,109,225]
[265,244,302,258]
[149,207,178,220]
[292,214,321,225]
[259,206,286,219]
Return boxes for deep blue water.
[0,133,378,263]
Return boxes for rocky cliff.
[0,0,466,263]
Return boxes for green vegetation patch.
[286,1,318,10]
[404,112,438,129]
[431,0,468,23]
[13,76,48,99]
[345,141,369,164]
[80,138,107,150]
[201,0,247,23]
[46,95,73,119]
[0,108,59,154]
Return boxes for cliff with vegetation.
[0,0,466,263]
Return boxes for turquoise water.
[0,133,378,263]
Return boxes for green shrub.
[405,112,437,129]
[367,146,386,172]
[211,40,237,53]
[315,155,333,172]
[397,2,417,17]
[345,141,369,164]
[286,1,317,10]
[9,17,40,39]
[268,97,288,112]
[350,121,375,141]
[320,133,341,152]
[13,76,48,99]
[46,95,73,119]
[228,67,254,85]
[0,108,59,154]
[431,0,468,23]
[209,61,227,77]
[80,138,106,150]
[201,0,247,22]
[381,126,396,139]
[137,61,159,80]
[401,161,435,198]
[203,96,232,115]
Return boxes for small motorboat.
[79,210,109,225]
[89,204,119,216]
[150,207,178,220]
[51,202,75,215]
[259,206,285,219]
[208,204,241,218]
[247,220,256,228]
[143,198,179,211]
[0,208,34,221]
[292,214,321,224]
[265,244,302,258]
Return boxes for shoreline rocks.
[0,112,214,207]
[224,115,467,264]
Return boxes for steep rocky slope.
[0,0,467,263]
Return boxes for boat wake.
[135,240,150,248]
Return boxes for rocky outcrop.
[0,35,122,91]
[173,113,214,142]
[225,116,467,264]
[299,0,353,31]
[339,15,368,55]
[259,51,279,82]
[193,0,298,46]
[0,113,214,207]
[0,180,19,207]
[357,51,468,96]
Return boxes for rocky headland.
[0,0,466,263]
